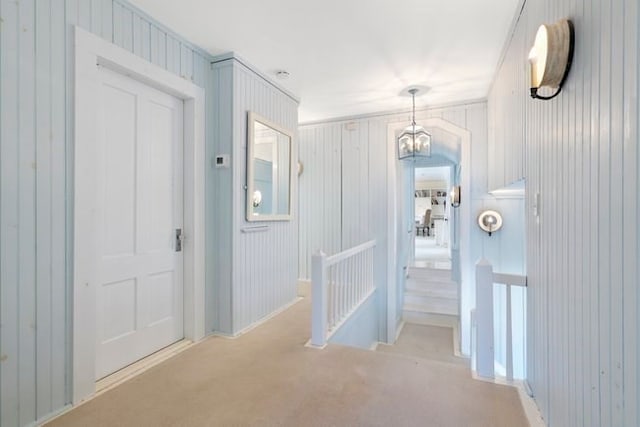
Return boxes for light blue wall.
[211,56,299,335]
[299,118,390,342]
[329,292,379,350]
[489,0,640,425]
[0,1,214,425]
[1,2,300,424]
[298,102,527,351]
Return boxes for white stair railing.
[474,258,527,381]
[310,240,376,347]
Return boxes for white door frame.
[386,118,471,350]
[73,27,206,403]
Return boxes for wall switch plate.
[213,155,229,168]
[533,192,540,217]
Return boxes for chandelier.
[397,88,431,160]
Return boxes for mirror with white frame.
[246,112,293,221]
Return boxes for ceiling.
[129,0,522,123]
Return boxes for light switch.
[213,155,229,168]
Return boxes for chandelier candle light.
[397,88,431,160]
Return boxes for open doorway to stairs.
[398,158,463,360]
[386,116,471,358]
[404,161,459,327]
[413,166,452,270]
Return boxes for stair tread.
[407,271,453,281]
[408,268,452,274]
[402,311,459,327]
[405,288,458,299]
[408,264,452,271]
[406,278,457,285]
[405,282,458,293]
[403,302,459,316]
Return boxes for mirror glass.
[247,112,293,221]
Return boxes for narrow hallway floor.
[48,296,527,427]
[377,323,466,366]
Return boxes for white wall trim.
[386,117,471,350]
[73,26,206,404]
[300,99,487,127]
[211,52,300,103]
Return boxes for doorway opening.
[413,166,452,270]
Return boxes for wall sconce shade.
[528,19,575,100]
[450,185,461,208]
[252,190,262,207]
[397,87,431,160]
[478,210,503,236]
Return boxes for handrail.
[474,258,527,381]
[325,239,376,265]
[310,239,376,348]
[493,272,527,287]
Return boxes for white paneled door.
[94,66,184,380]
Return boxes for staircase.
[403,265,459,327]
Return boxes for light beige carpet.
[48,297,528,427]
[377,324,466,366]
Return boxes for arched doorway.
[385,118,472,355]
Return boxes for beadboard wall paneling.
[299,103,491,279]
[232,62,299,332]
[341,122,371,249]
[298,124,343,279]
[0,1,213,425]
[487,8,527,191]
[299,102,527,349]
[210,61,234,334]
[212,57,299,335]
[488,0,639,425]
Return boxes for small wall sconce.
[478,210,503,236]
[252,190,262,208]
[528,19,575,100]
[450,185,461,208]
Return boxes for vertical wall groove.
[212,58,299,335]
[488,0,639,424]
[298,102,526,350]
[0,1,214,425]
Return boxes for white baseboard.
[297,279,311,297]
[41,339,194,425]
[213,297,304,339]
[394,320,406,343]
[304,339,327,350]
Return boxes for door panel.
[102,85,137,257]
[100,279,137,343]
[95,66,184,380]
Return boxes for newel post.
[475,258,495,378]
[311,251,328,347]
